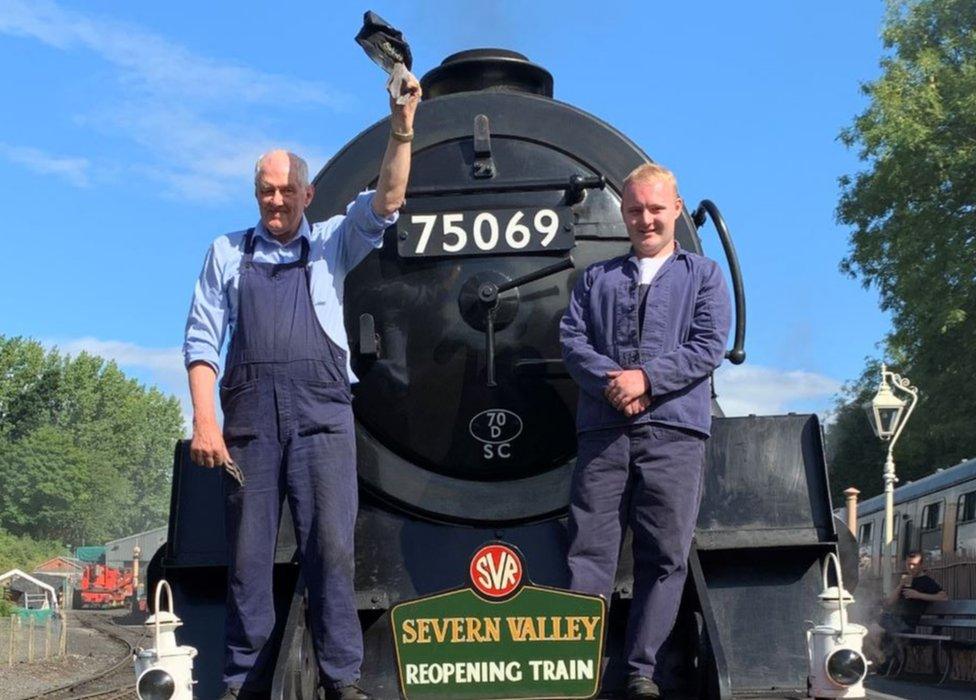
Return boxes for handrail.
[692,200,746,364]
[822,552,848,637]
[153,579,175,643]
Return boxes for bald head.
[254,149,309,189]
[254,149,314,242]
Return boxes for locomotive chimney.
[420,49,553,99]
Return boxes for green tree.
[0,336,183,546]
[0,337,63,441]
[55,353,182,533]
[831,0,976,496]
[0,528,68,574]
[0,425,128,543]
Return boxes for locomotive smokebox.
[420,49,554,98]
[327,49,696,526]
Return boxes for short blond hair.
[623,162,678,191]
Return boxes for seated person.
[877,550,948,667]
[883,550,948,630]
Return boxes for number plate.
[397,207,573,258]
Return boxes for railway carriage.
[848,457,976,577]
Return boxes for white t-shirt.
[638,255,669,285]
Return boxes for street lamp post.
[864,364,919,595]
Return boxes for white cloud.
[55,337,184,375]
[105,105,328,202]
[0,0,343,108]
[714,363,841,418]
[0,143,90,187]
[0,0,342,201]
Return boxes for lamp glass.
[879,407,900,435]
[864,403,881,437]
[137,668,175,700]
[826,648,867,686]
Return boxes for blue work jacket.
[559,245,731,436]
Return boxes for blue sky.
[0,1,890,428]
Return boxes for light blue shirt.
[183,191,397,382]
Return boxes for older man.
[183,77,421,700]
[560,163,731,699]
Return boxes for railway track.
[33,611,145,700]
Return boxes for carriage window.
[858,522,873,545]
[959,491,976,523]
[901,519,914,559]
[921,502,942,531]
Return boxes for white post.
[882,452,896,595]
[59,609,67,657]
[132,546,142,614]
[875,366,918,596]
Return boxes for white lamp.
[133,580,197,700]
[864,372,906,440]
[864,364,919,595]
[807,553,868,698]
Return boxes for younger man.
[560,163,731,699]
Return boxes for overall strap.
[242,228,257,268]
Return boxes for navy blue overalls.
[221,231,361,691]
[560,250,731,685]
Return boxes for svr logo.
[469,544,523,599]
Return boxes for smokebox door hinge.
[359,313,379,356]
[472,114,495,179]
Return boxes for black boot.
[626,675,662,700]
[321,684,372,700]
[221,687,271,700]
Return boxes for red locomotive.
[78,563,134,608]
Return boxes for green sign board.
[390,543,605,699]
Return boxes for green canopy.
[74,546,105,563]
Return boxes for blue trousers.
[567,423,705,680]
[223,398,360,691]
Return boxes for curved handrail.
[153,579,175,644]
[822,552,847,637]
[692,200,746,364]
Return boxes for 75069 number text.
[396,207,573,258]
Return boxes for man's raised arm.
[372,74,422,218]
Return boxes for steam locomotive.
[151,50,857,699]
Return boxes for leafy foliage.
[0,598,17,617]
[830,0,976,499]
[0,336,183,548]
[0,528,68,575]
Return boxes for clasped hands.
[605,369,651,417]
